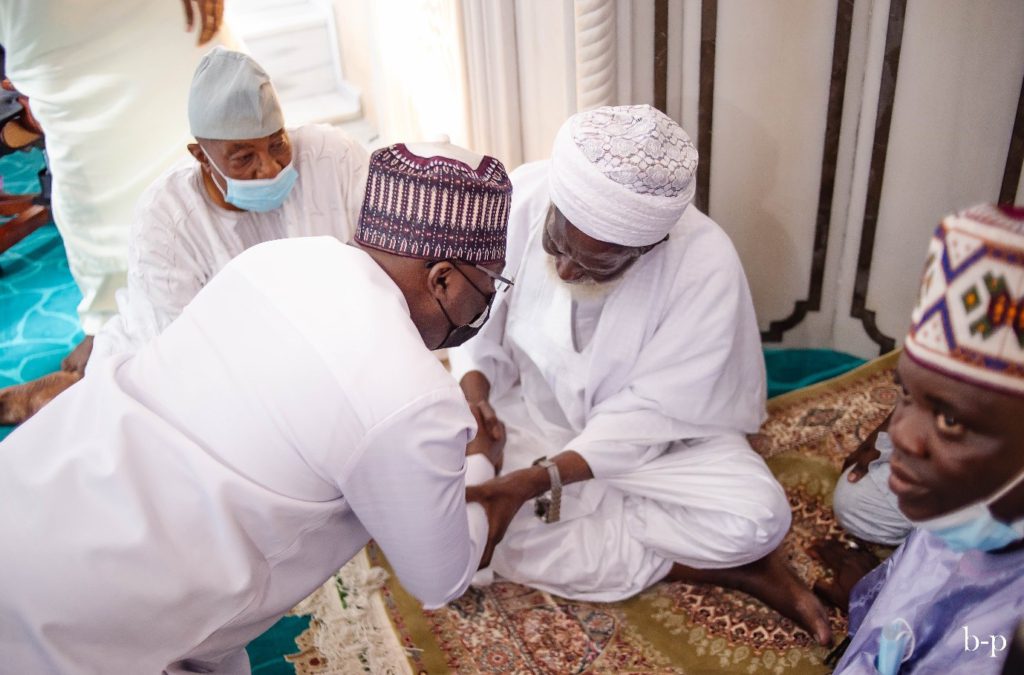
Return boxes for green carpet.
[765,348,865,399]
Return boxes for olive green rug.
[294,351,899,674]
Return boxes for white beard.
[545,254,623,302]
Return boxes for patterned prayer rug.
[291,351,900,674]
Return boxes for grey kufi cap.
[188,47,285,140]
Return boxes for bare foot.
[666,546,833,646]
[0,370,81,425]
[60,336,94,375]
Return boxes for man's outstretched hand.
[808,538,881,612]
[466,398,505,473]
[181,0,224,45]
[466,474,534,569]
[842,410,893,482]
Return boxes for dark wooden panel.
[999,68,1024,206]
[654,0,669,113]
[695,0,717,214]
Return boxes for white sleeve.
[446,163,542,396]
[447,287,517,397]
[89,205,204,366]
[338,387,492,609]
[340,136,369,234]
[312,124,370,241]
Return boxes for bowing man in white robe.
[0,141,512,674]
[451,105,832,645]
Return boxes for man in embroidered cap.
[0,46,368,425]
[0,141,512,674]
[806,204,1024,674]
[449,104,832,645]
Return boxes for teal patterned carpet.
[0,149,82,442]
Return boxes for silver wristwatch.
[532,456,562,523]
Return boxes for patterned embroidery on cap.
[571,104,698,198]
[907,205,1024,391]
[355,144,511,264]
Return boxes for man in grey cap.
[0,46,369,424]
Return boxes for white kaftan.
[0,0,219,332]
[91,124,369,362]
[0,238,490,674]
[449,161,788,601]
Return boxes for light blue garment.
[204,152,299,212]
[875,618,914,675]
[909,466,1024,553]
[834,530,1024,674]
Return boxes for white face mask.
[909,464,1024,552]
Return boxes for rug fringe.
[289,549,412,675]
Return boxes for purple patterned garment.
[835,529,1024,673]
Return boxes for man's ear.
[639,234,670,256]
[426,261,456,300]
[187,142,207,167]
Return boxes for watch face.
[535,496,551,520]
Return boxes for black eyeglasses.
[425,260,515,293]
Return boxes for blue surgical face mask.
[909,465,1024,552]
[876,617,914,675]
[201,145,298,212]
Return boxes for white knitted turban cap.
[549,104,698,247]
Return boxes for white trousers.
[485,393,791,602]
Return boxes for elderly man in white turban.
[0,47,369,424]
[453,104,832,646]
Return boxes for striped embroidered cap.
[355,143,512,264]
[905,204,1024,395]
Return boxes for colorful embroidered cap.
[549,104,698,247]
[355,143,511,264]
[905,204,1024,395]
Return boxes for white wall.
[329,0,1024,357]
[656,0,1024,357]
